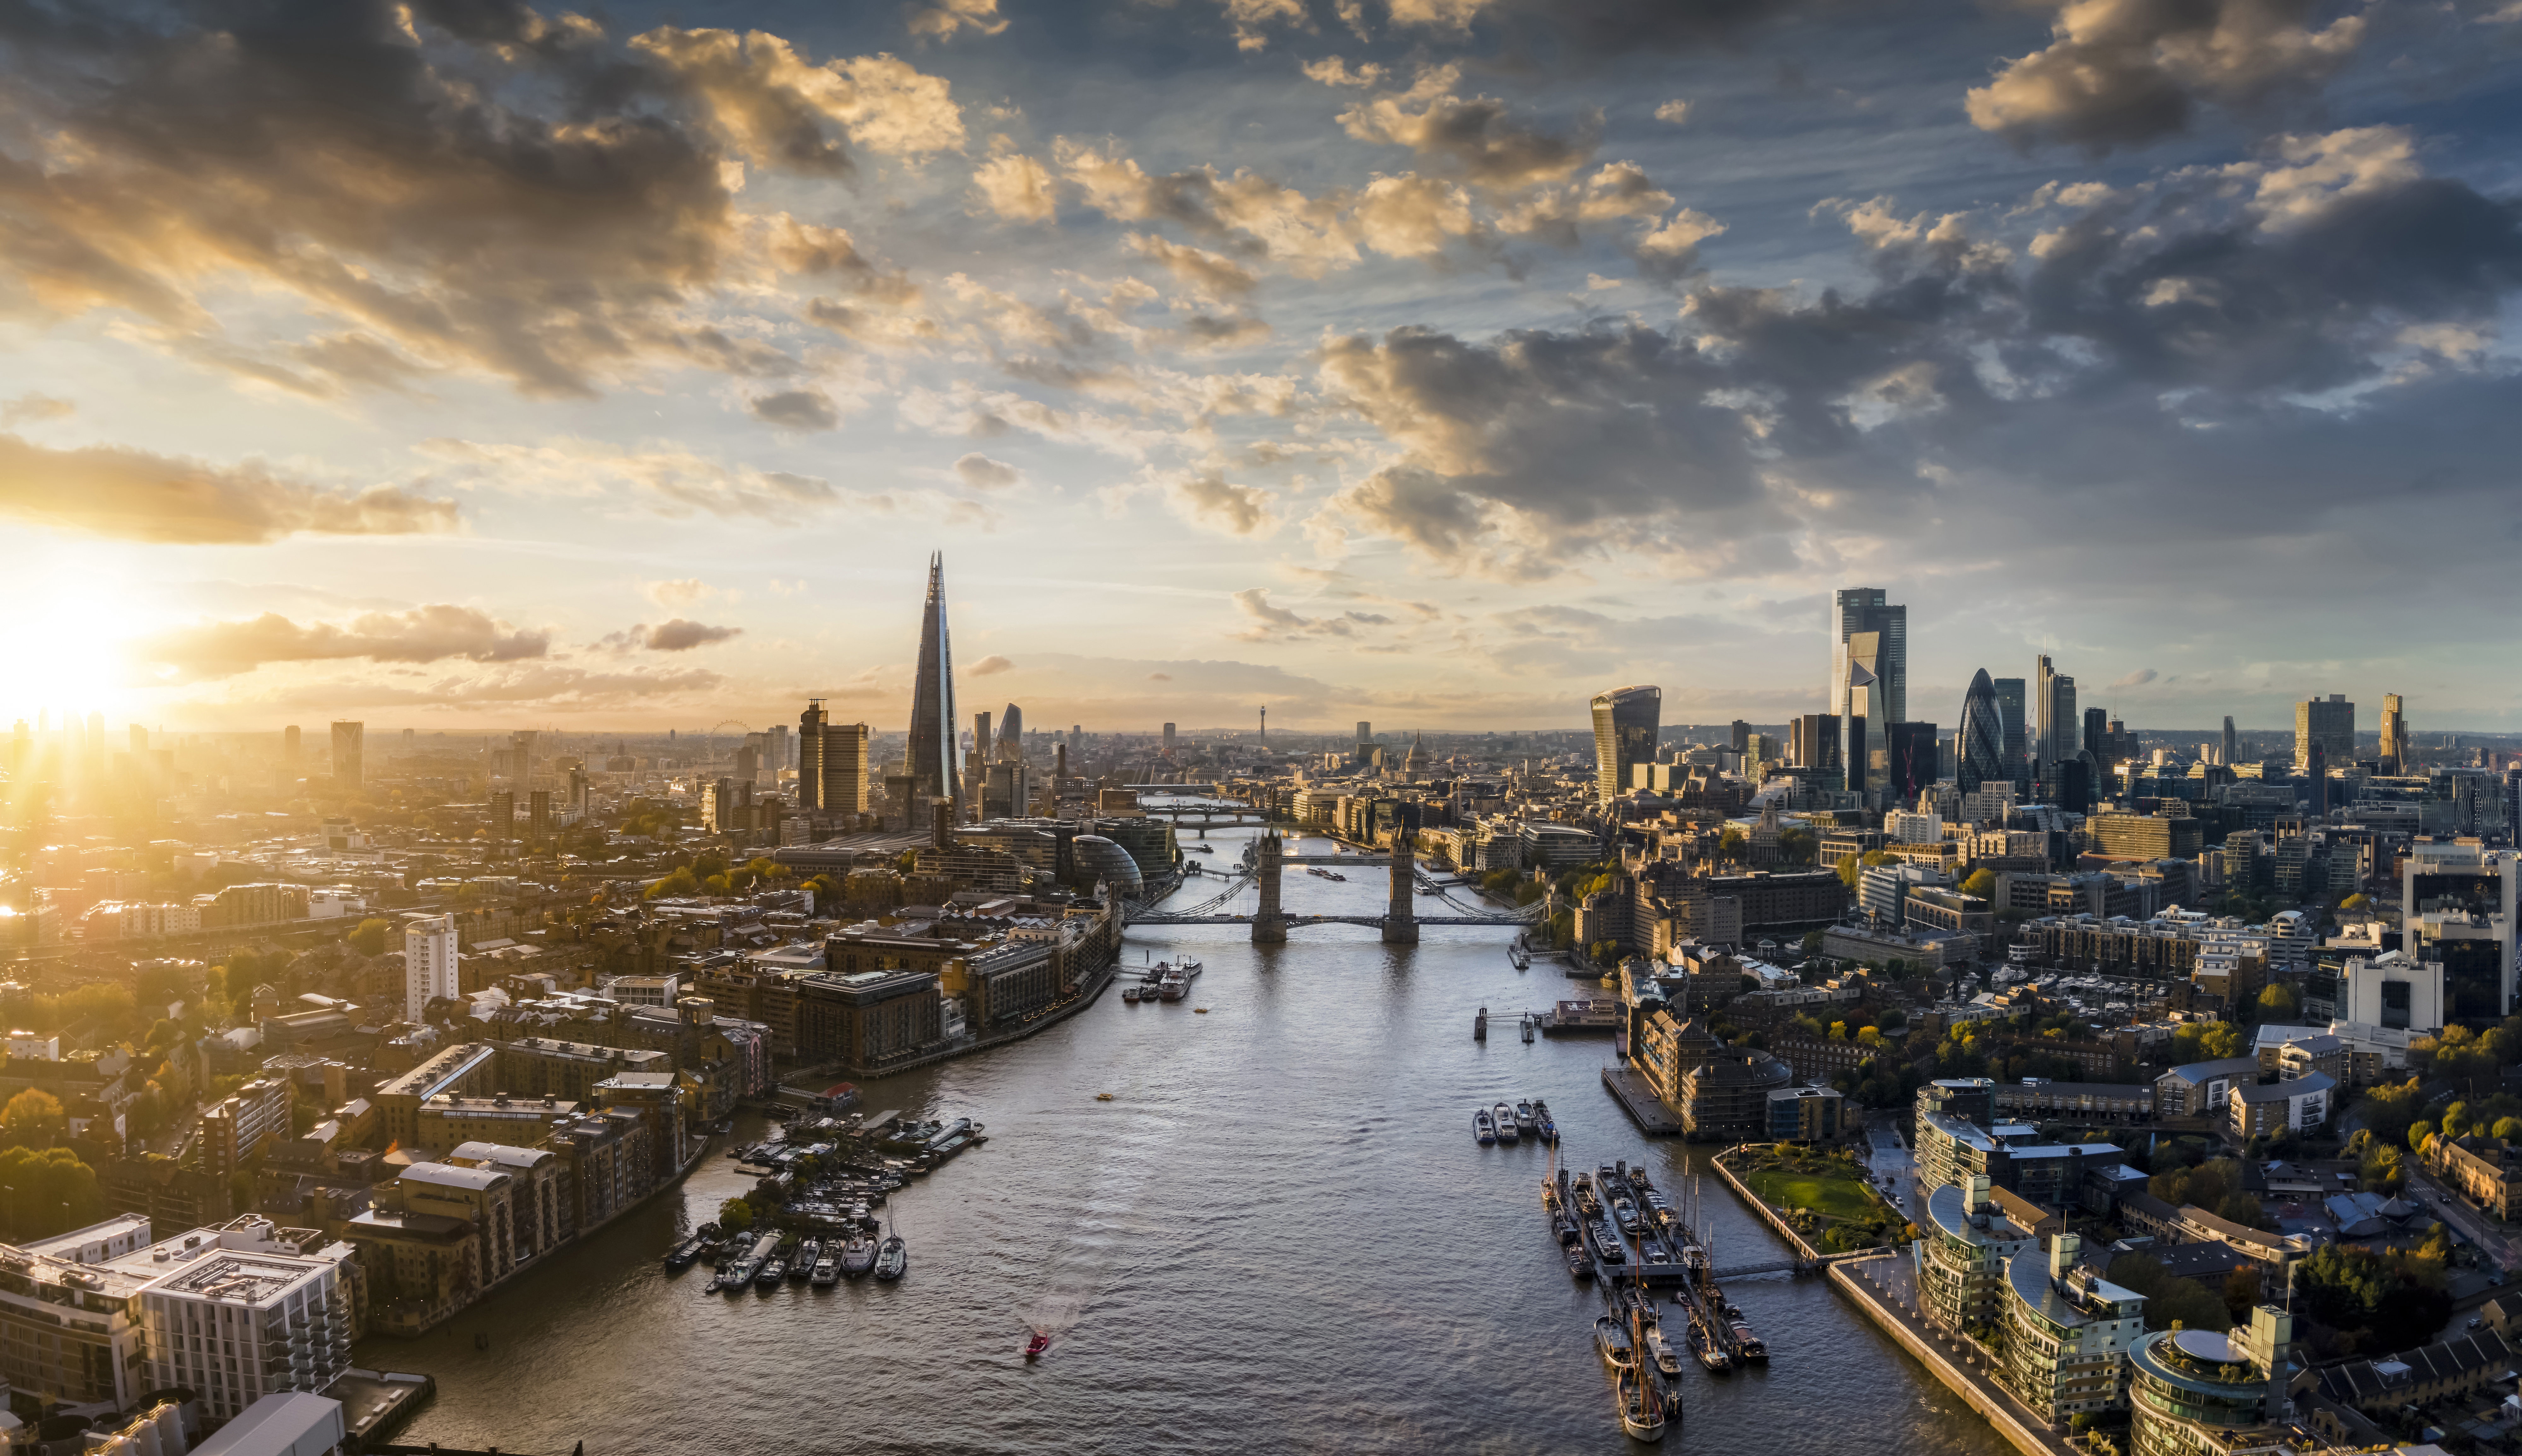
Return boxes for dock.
[327,1367,434,1449]
[1600,1065,1687,1137]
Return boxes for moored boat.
[754,1255,786,1289]
[840,1235,876,1277]
[1512,1101,1536,1133]
[1491,1102,1519,1144]
[810,1255,839,1287]
[1473,1108,1497,1145]
[1593,1316,1636,1372]
[1645,1324,1683,1379]
[1688,1320,1732,1374]
[1123,986,1141,1003]
[1618,1366,1666,1443]
[1729,1321,1768,1363]
[791,1239,821,1280]
[1566,1243,1596,1280]
[874,1234,907,1281]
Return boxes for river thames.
[369,826,2007,1454]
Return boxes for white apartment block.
[405,914,461,1019]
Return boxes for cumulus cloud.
[0,4,793,398]
[0,6,978,400]
[1967,0,2367,152]
[1303,56,1387,87]
[143,606,549,682]
[1169,471,1278,535]
[642,619,745,651]
[972,153,1059,222]
[1127,234,1261,298]
[1654,99,1693,124]
[1310,325,1772,577]
[632,28,966,170]
[954,453,1022,489]
[969,653,1015,675]
[642,580,716,609]
[1218,0,1309,50]
[1054,142,1358,272]
[907,0,1009,41]
[749,388,844,430]
[0,434,459,544]
[1338,67,1598,191]
[1353,175,1488,260]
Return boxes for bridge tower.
[1252,829,1286,944]
[1382,831,1419,945]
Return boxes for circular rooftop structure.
[1072,835,1143,895]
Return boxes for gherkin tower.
[1957,668,2006,795]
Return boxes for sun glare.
[2,558,152,726]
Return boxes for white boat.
[1491,1101,1519,1144]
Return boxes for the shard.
[1956,668,2006,795]
[908,551,959,808]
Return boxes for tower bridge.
[1127,830,1537,940]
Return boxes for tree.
[2107,1253,2233,1332]
[347,918,394,956]
[2257,982,2300,1024]
[1718,827,1749,862]
[719,1197,755,1232]
[1960,868,1996,901]
[1778,827,1817,864]
[2359,1078,2427,1149]
[0,1089,66,1151]
[0,1147,105,1241]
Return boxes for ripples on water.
[377,829,2012,1454]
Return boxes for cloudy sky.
[3,0,2518,739]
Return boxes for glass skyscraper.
[1957,670,2006,795]
[1590,685,1661,805]
[1830,589,1906,793]
[908,551,959,809]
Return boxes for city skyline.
[3,1,2519,732]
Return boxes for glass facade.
[1957,671,2006,796]
[1590,686,1660,806]
[908,552,960,807]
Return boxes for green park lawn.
[1737,1166,1884,1224]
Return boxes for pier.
[1599,1066,1687,1136]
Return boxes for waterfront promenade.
[1830,1253,2075,1456]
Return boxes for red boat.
[1025,1332,1050,1361]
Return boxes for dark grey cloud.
[1313,133,2522,587]
[0,1,957,398]
[643,619,744,651]
[749,389,844,430]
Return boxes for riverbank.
[1830,1254,2073,1456]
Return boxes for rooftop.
[151,1252,331,1305]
